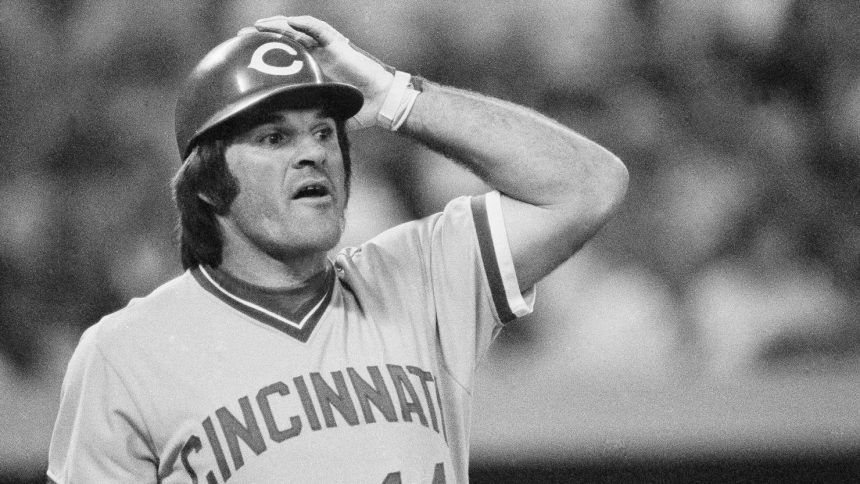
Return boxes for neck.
[217,250,329,289]
[218,230,331,290]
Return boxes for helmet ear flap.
[175,31,363,161]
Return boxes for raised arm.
[400,82,627,289]
[255,15,628,290]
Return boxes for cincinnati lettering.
[180,364,446,483]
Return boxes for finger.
[253,15,292,34]
[258,28,320,49]
[280,15,348,47]
[254,18,320,49]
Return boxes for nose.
[291,134,327,169]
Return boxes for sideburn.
[193,139,240,214]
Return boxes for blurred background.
[1,0,859,482]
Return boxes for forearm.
[399,80,628,289]
[399,80,628,213]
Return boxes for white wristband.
[390,88,419,131]
[377,71,416,131]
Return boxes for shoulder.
[83,271,202,351]
[332,195,486,297]
[340,194,478,262]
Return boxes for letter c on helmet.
[248,42,304,76]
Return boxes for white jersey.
[47,191,534,484]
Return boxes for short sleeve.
[47,326,157,483]
[470,190,536,322]
[425,192,535,389]
[342,192,535,393]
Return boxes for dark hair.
[172,115,352,270]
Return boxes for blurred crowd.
[1,0,858,475]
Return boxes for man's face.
[218,107,347,261]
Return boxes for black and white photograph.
[0,1,858,482]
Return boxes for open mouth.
[293,182,331,199]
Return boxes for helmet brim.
[183,82,363,159]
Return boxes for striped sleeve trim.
[471,191,535,324]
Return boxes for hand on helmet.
[254,15,394,130]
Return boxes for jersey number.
[382,462,445,483]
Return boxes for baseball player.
[47,15,627,484]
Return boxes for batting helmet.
[175,30,363,159]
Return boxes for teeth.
[295,184,328,198]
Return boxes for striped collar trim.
[191,265,334,343]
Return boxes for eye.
[258,132,286,146]
[314,125,336,142]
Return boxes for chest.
[141,292,449,482]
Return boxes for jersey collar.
[191,263,334,343]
